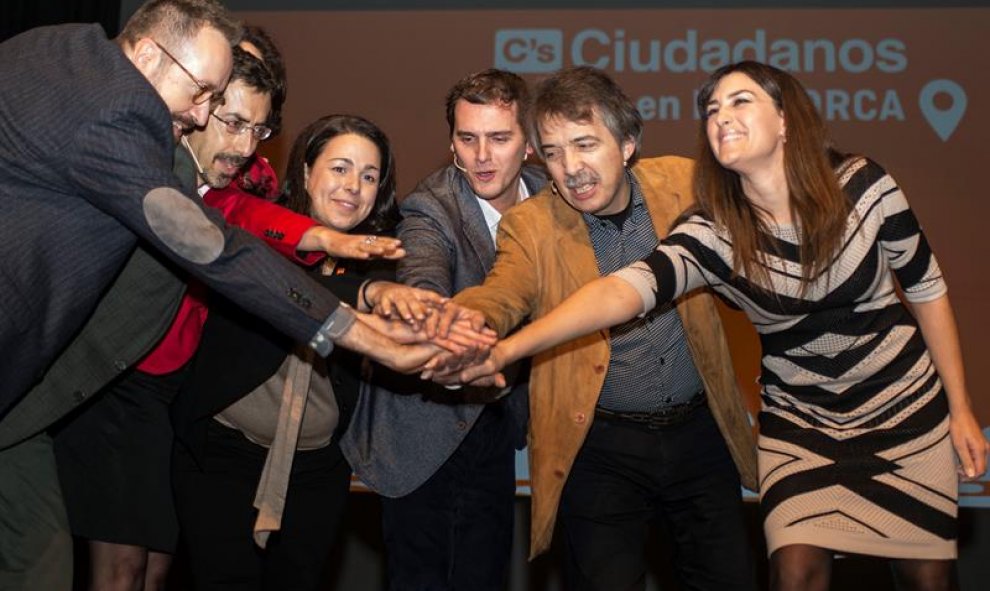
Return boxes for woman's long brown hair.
[694,61,850,293]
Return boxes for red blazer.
[138,160,324,374]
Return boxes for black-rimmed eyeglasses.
[210,112,273,141]
[152,39,225,107]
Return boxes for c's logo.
[494,29,562,73]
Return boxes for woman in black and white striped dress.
[451,61,988,590]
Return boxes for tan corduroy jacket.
[455,156,758,559]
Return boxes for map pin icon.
[919,79,967,141]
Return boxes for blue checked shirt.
[583,172,704,412]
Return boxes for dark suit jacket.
[0,148,196,449]
[0,145,324,449]
[0,24,339,417]
[339,164,546,497]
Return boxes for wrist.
[319,227,341,253]
[361,280,380,311]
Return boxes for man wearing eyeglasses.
[0,2,453,589]
[48,43,317,591]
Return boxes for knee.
[95,548,148,591]
[891,560,956,591]
[770,546,830,591]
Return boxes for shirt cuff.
[309,304,357,357]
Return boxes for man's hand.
[356,312,496,354]
[421,342,508,389]
[302,227,405,260]
[422,301,489,340]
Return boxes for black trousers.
[381,400,515,591]
[172,420,351,591]
[560,404,756,591]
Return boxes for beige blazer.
[456,156,758,558]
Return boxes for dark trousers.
[172,420,351,591]
[560,404,756,591]
[381,401,515,591]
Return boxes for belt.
[594,391,706,429]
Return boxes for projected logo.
[494,29,562,73]
[492,27,968,140]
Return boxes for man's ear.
[129,37,163,78]
[621,137,636,165]
[524,143,534,161]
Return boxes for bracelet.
[361,280,377,311]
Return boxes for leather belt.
[595,391,706,429]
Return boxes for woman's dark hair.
[280,114,398,234]
[694,60,849,291]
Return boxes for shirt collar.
[475,178,532,244]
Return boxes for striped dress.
[617,157,956,559]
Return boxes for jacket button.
[73,390,86,402]
[574,412,586,423]
[553,469,566,479]
[113,360,127,371]
[455,420,468,431]
[593,364,605,374]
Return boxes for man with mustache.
[0,3,440,589]
[49,41,331,591]
[340,69,545,590]
[448,66,760,590]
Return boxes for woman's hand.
[362,281,447,322]
[305,227,405,260]
[949,405,989,481]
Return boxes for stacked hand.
[359,283,516,387]
[421,341,510,389]
[356,303,497,375]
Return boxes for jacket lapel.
[547,188,601,291]
[635,162,688,240]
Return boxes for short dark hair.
[240,25,286,135]
[531,66,643,165]
[119,0,240,49]
[280,115,398,234]
[229,46,276,99]
[444,68,530,137]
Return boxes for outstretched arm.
[909,294,989,480]
[452,274,647,385]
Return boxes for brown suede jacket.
[455,156,759,559]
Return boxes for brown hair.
[694,61,849,291]
[531,66,643,165]
[119,0,240,50]
[445,68,530,137]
